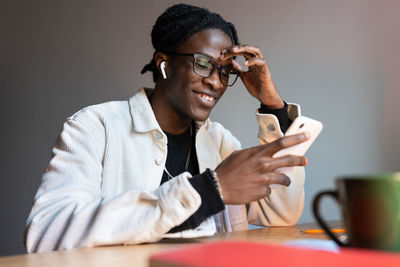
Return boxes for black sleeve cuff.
[258,101,291,133]
[168,171,225,233]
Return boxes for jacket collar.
[129,88,209,133]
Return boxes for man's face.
[163,29,233,122]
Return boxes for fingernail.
[233,47,239,51]
[244,61,248,65]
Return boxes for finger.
[234,45,263,57]
[246,132,308,156]
[265,155,308,170]
[261,133,310,156]
[265,172,291,186]
[232,59,245,73]
[222,45,263,59]
[243,58,267,68]
[222,51,256,61]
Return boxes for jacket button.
[267,124,276,131]
[155,157,163,165]
[154,132,163,140]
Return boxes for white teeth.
[199,94,214,102]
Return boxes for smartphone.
[270,116,323,189]
[273,116,323,158]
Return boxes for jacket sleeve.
[24,111,201,253]
[246,103,305,226]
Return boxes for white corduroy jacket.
[25,88,305,253]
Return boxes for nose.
[203,68,224,91]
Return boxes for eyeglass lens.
[193,55,238,86]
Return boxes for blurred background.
[1,0,399,256]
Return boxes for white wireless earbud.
[160,61,167,79]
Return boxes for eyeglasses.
[165,52,239,87]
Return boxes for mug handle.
[312,190,348,247]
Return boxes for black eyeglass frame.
[163,51,239,87]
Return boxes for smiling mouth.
[198,93,215,102]
[193,91,218,107]
[193,91,217,103]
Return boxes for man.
[25,4,308,253]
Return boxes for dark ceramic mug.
[313,173,400,252]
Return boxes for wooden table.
[0,221,343,267]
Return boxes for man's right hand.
[215,133,310,204]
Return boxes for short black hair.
[141,3,239,82]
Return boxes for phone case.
[273,116,323,158]
[270,116,323,189]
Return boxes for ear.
[155,52,168,80]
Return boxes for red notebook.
[149,241,400,267]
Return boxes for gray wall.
[1,0,398,256]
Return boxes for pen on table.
[304,229,346,234]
